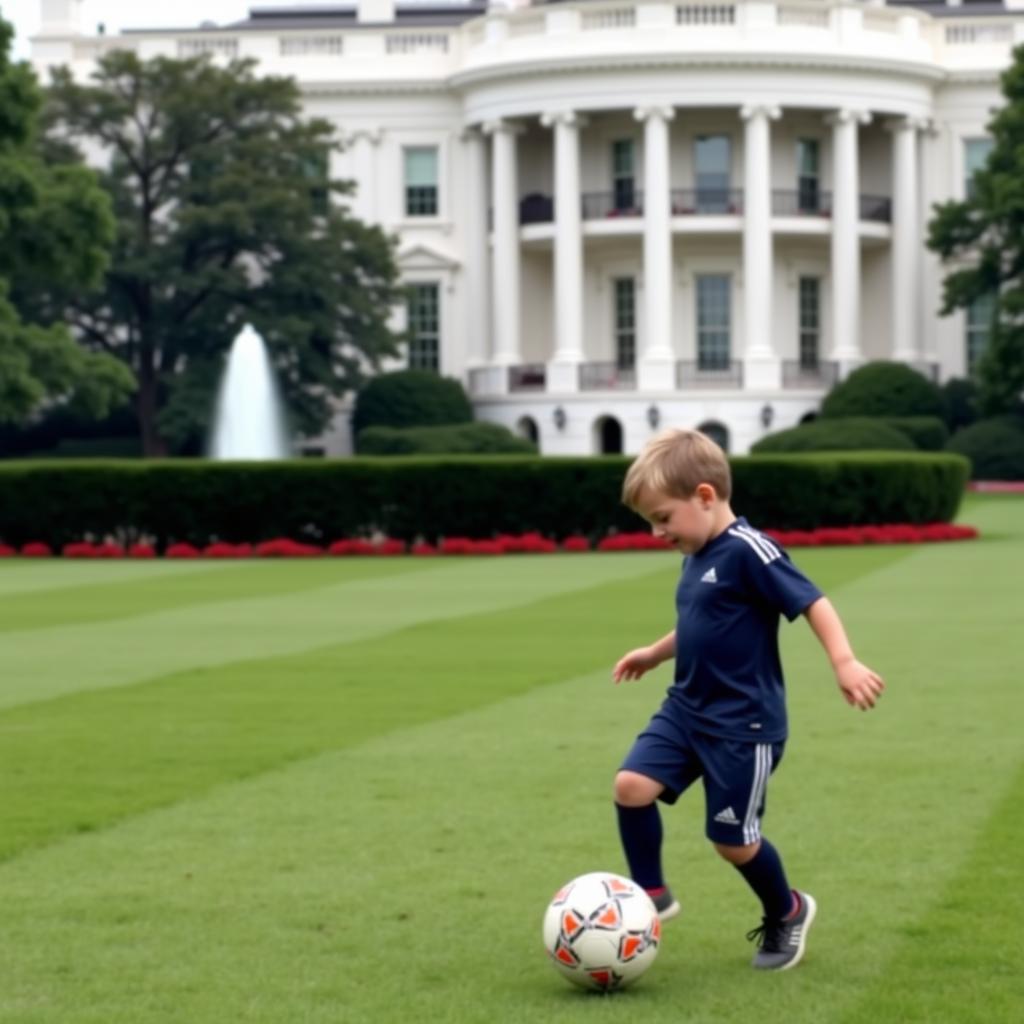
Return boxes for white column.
[888,116,920,364]
[634,105,675,391]
[828,109,871,372]
[740,104,781,389]
[349,129,382,224]
[541,110,585,393]
[483,120,522,368]
[461,127,490,372]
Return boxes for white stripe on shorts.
[743,744,772,845]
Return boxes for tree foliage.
[928,43,1024,415]
[0,16,132,425]
[38,51,403,455]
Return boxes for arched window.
[799,411,818,426]
[595,416,624,454]
[697,420,729,452]
[516,416,539,445]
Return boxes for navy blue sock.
[734,839,795,922]
[615,802,665,891]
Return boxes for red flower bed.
[0,523,979,558]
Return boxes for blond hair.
[622,428,732,509]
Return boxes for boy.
[612,428,884,970]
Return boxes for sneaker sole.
[776,892,816,971]
[657,900,681,922]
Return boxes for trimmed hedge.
[946,415,1024,480]
[0,453,969,546]
[880,417,950,451]
[751,418,915,453]
[358,422,536,455]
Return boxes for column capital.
[344,128,383,146]
[481,119,525,137]
[883,115,934,134]
[739,104,781,122]
[633,105,675,124]
[825,109,872,128]
[540,110,588,130]
[459,124,485,142]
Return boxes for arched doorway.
[595,415,624,454]
[697,420,730,452]
[516,415,539,446]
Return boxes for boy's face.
[635,485,717,555]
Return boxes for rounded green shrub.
[946,416,1024,480]
[821,361,946,419]
[880,416,950,451]
[351,370,473,441]
[751,418,915,454]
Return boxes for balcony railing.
[773,189,833,217]
[671,189,743,215]
[582,192,645,219]
[579,361,637,390]
[509,363,547,391]
[859,194,892,223]
[516,190,893,225]
[676,360,744,388]
[782,359,839,389]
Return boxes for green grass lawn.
[0,495,1020,1023]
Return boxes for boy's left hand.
[835,660,885,710]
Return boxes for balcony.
[782,359,839,389]
[517,189,893,225]
[509,363,547,391]
[676,360,744,389]
[670,189,744,215]
[579,361,637,390]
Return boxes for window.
[302,148,330,215]
[964,138,993,199]
[798,277,821,370]
[404,146,438,216]
[695,135,731,213]
[407,283,440,371]
[796,138,820,213]
[612,139,635,211]
[966,293,995,373]
[613,277,636,369]
[696,275,731,369]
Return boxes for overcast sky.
[4,1,254,60]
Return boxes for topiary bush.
[821,361,946,419]
[751,418,915,454]
[351,370,473,441]
[357,422,536,455]
[879,416,950,451]
[946,415,1024,480]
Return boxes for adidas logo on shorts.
[713,806,741,825]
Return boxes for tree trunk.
[137,359,167,457]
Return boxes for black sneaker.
[649,887,681,922]
[746,891,816,970]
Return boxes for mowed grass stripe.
[0,543,912,865]
[0,558,237,595]
[0,557,437,634]
[0,553,674,711]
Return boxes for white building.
[31,0,1016,454]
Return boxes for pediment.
[396,242,461,272]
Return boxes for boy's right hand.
[613,647,662,683]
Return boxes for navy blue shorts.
[620,710,785,846]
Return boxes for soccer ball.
[542,872,661,991]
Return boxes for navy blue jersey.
[668,517,822,742]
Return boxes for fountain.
[210,324,291,459]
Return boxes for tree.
[40,51,403,455]
[0,17,133,425]
[928,43,1024,416]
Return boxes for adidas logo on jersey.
[713,806,740,825]
[701,567,718,584]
